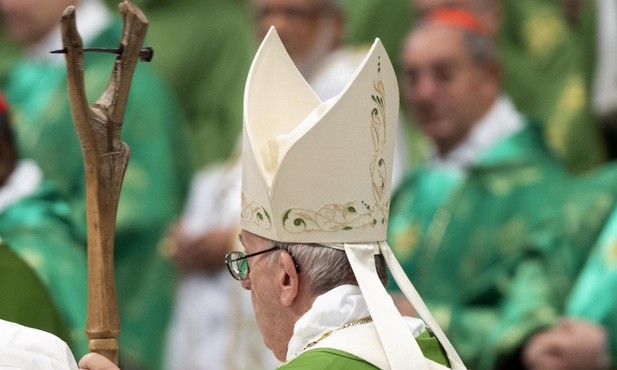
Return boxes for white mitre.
[241,27,466,370]
[242,28,394,243]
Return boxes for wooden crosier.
[59,1,149,364]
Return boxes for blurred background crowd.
[0,0,616,369]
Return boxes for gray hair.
[267,242,388,296]
[412,18,499,67]
[462,29,499,66]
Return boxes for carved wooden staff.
[58,1,150,364]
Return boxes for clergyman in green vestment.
[0,92,88,357]
[386,8,594,369]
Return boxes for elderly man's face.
[0,0,75,46]
[402,25,497,153]
[238,230,295,361]
[252,0,341,72]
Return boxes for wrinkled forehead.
[404,24,469,66]
[414,0,471,14]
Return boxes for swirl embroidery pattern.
[282,56,390,234]
[241,192,272,230]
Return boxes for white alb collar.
[285,284,425,361]
[429,95,524,170]
[0,160,43,214]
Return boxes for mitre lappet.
[241,27,466,370]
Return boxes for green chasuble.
[566,198,617,365]
[1,19,190,370]
[498,0,605,173]
[0,181,88,357]
[388,122,581,369]
[0,242,71,350]
[142,0,255,170]
[279,331,450,369]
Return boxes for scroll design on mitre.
[241,192,272,230]
[282,56,390,234]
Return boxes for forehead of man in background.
[252,0,343,71]
[401,21,500,155]
[0,0,76,46]
[414,0,472,15]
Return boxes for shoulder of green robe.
[0,242,71,347]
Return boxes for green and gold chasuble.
[1,20,190,370]
[0,243,71,351]
[498,0,605,173]
[566,199,617,365]
[0,181,87,357]
[279,331,450,369]
[388,122,582,369]
[142,0,255,170]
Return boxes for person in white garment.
[0,320,79,370]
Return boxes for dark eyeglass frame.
[225,245,300,281]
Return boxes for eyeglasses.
[225,245,300,281]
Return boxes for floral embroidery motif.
[282,56,390,234]
[241,192,272,230]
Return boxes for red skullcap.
[426,8,487,35]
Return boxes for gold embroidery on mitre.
[282,56,390,234]
[241,192,272,230]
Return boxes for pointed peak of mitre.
[241,28,399,243]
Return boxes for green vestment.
[0,242,71,350]
[142,0,255,170]
[498,0,605,173]
[566,197,617,365]
[387,122,579,369]
[279,330,450,369]
[0,181,88,357]
[1,19,189,370]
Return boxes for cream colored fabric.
[0,320,78,370]
[592,0,617,117]
[241,27,396,244]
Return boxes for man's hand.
[78,353,120,370]
[522,319,610,370]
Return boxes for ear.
[480,60,501,99]
[278,252,300,307]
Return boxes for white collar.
[27,0,112,63]
[285,284,425,361]
[429,95,524,170]
[0,160,43,214]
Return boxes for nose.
[240,277,251,291]
[412,72,438,103]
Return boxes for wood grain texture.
[59,1,149,364]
